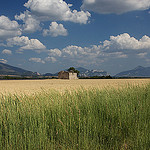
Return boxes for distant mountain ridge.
[2,62,149,78]
[43,67,108,77]
[76,67,108,77]
[115,66,150,77]
[0,62,36,76]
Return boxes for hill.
[0,62,36,76]
[115,66,150,77]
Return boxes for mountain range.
[0,62,37,76]
[76,67,108,77]
[115,66,150,77]
[43,67,108,77]
[0,62,150,77]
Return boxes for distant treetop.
[68,67,80,75]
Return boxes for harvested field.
[0,79,150,95]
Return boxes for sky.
[0,0,150,75]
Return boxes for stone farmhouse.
[58,71,78,80]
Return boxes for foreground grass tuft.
[0,85,150,149]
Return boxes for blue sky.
[0,0,150,75]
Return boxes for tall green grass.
[0,84,150,150]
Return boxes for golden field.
[0,79,150,95]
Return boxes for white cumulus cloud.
[82,0,150,14]
[7,36,46,52]
[15,11,41,33]
[0,16,22,40]
[62,45,101,56]
[45,56,57,63]
[45,33,150,66]
[102,33,150,51]
[43,22,68,37]
[29,57,45,63]
[15,0,90,33]
[2,49,12,55]
[107,52,128,58]
[23,0,91,24]
[48,48,62,57]
[47,45,104,65]
[137,52,147,58]
[0,43,6,46]
[0,59,8,64]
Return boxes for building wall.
[58,71,78,79]
[69,72,78,80]
[58,71,69,79]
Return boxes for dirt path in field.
[0,79,150,95]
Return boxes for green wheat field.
[0,80,150,149]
